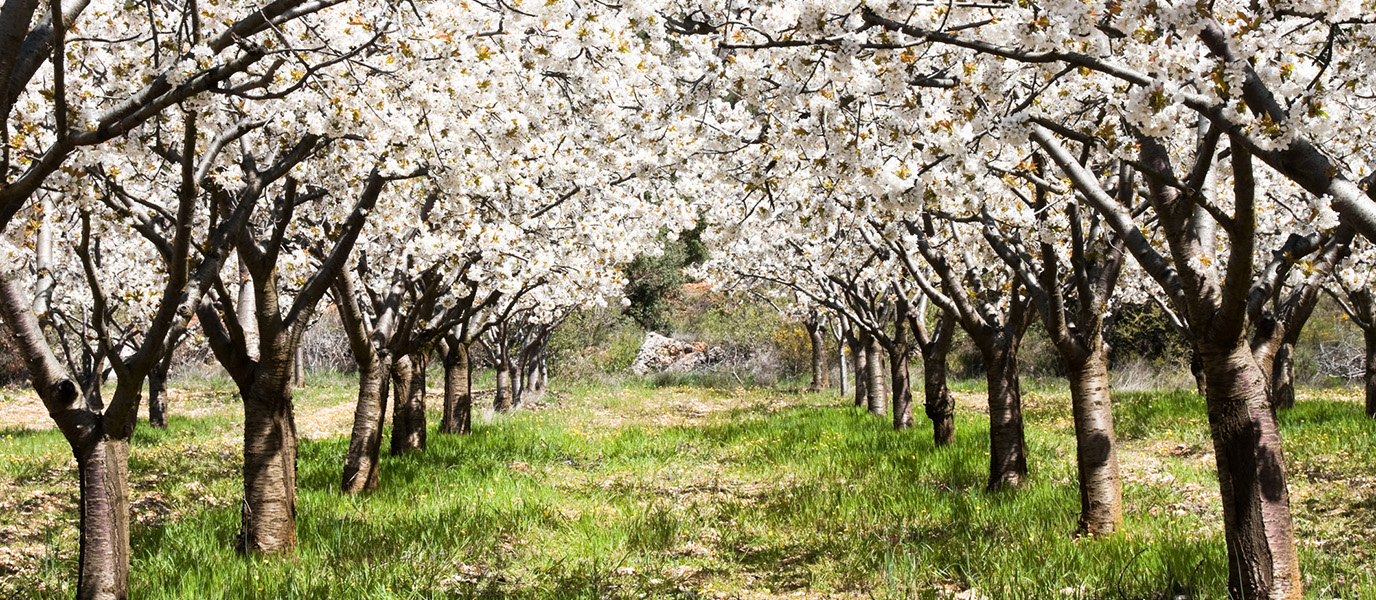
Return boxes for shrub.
[547,307,646,380]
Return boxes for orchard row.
[2,1,1372,599]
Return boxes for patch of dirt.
[296,400,358,440]
[0,387,239,431]
[0,388,48,431]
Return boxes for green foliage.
[547,307,645,379]
[622,222,707,333]
[1106,302,1192,370]
[669,288,811,377]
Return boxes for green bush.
[622,222,708,332]
[547,307,646,380]
[1105,301,1192,371]
[669,286,811,378]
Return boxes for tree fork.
[806,312,829,391]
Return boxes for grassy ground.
[1,374,1374,599]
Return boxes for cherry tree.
[321,0,697,493]
[0,1,400,595]
[663,1,1376,595]
[1327,238,1376,418]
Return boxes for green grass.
[2,378,1375,599]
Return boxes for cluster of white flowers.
[4,0,1375,369]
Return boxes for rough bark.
[1031,102,1304,600]
[1190,347,1208,397]
[836,331,848,397]
[76,438,131,600]
[536,351,548,394]
[1065,351,1123,535]
[240,377,298,553]
[807,315,829,391]
[1366,328,1376,419]
[390,353,427,454]
[147,352,173,429]
[982,345,1027,490]
[507,362,522,410]
[494,358,511,412]
[851,335,868,408]
[889,296,914,430]
[865,335,886,417]
[919,313,957,447]
[519,333,548,405]
[292,344,306,388]
[341,353,389,493]
[922,354,954,446]
[440,340,472,434]
[889,347,913,430]
[3,278,132,599]
[1269,342,1296,411]
[1201,341,1301,600]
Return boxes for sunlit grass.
[2,377,1374,599]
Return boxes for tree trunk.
[240,378,298,553]
[1190,345,1207,397]
[507,362,522,410]
[390,353,426,455]
[1064,350,1123,535]
[341,354,390,493]
[3,278,133,598]
[837,338,848,397]
[866,336,886,417]
[922,350,955,447]
[147,353,173,429]
[1269,342,1296,411]
[494,358,511,412]
[237,258,259,361]
[1201,342,1301,600]
[1366,327,1376,419]
[537,351,549,394]
[887,295,914,430]
[521,341,545,405]
[852,336,868,408]
[293,344,306,388]
[889,346,913,430]
[807,317,829,391]
[441,342,472,434]
[983,345,1028,490]
[75,438,131,600]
